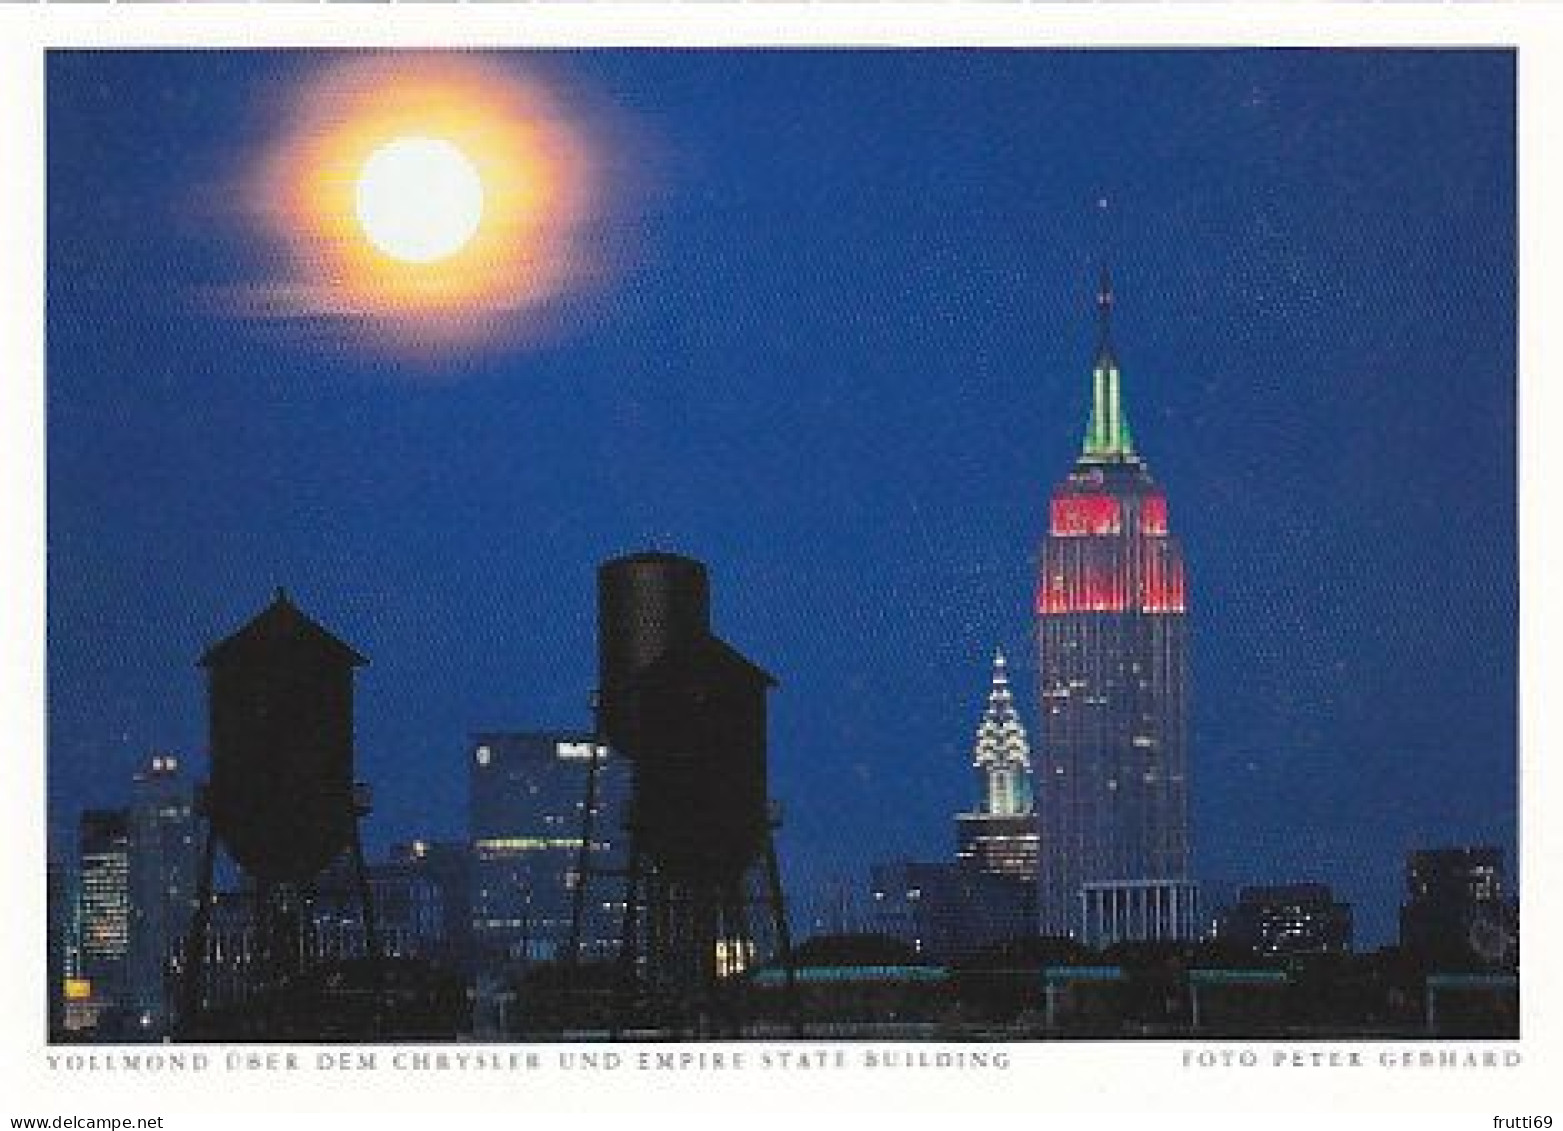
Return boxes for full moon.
[354,137,485,264]
[253,54,605,353]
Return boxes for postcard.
[2,1,1557,1123]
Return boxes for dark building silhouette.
[389,839,474,971]
[315,852,447,959]
[870,861,959,958]
[869,860,1031,961]
[1218,884,1352,957]
[1400,846,1518,970]
[190,878,469,1042]
[1035,275,1196,944]
[127,753,198,1034]
[200,890,270,1008]
[200,856,441,990]
[46,826,76,1038]
[468,731,626,966]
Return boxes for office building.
[1219,883,1352,956]
[956,649,1041,886]
[310,851,447,961]
[1401,846,1518,969]
[469,731,628,966]
[1035,274,1197,943]
[78,808,133,1022]
[389,839,474,971]
[869,860,1033,961]
[127,753,198,1032]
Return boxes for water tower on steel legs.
[177,589,381,1036]
[583,552,796,1035]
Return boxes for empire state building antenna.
[1083,196,1135,463]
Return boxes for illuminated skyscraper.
[956,650,1040,884]
[127,753,198,1033]
[78,808,132,1018]
[468,731,628,965]
[1035,274,1196,944]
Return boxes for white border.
[2,2,1557,1123]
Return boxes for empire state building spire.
[1082,267,1136,462]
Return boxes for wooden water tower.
[178,589,379,1033]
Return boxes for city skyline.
[47,49,1516,949]
[49,707,1518,1039]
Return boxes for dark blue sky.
[47,49,1515,946]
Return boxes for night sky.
[47,49,1515,946]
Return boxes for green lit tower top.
[1081,267,1137,463]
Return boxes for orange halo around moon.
[250,55,599,349]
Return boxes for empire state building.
[1036,274,1197,945]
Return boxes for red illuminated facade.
[1035,276,1196,944]
[1039,483,1186,616]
